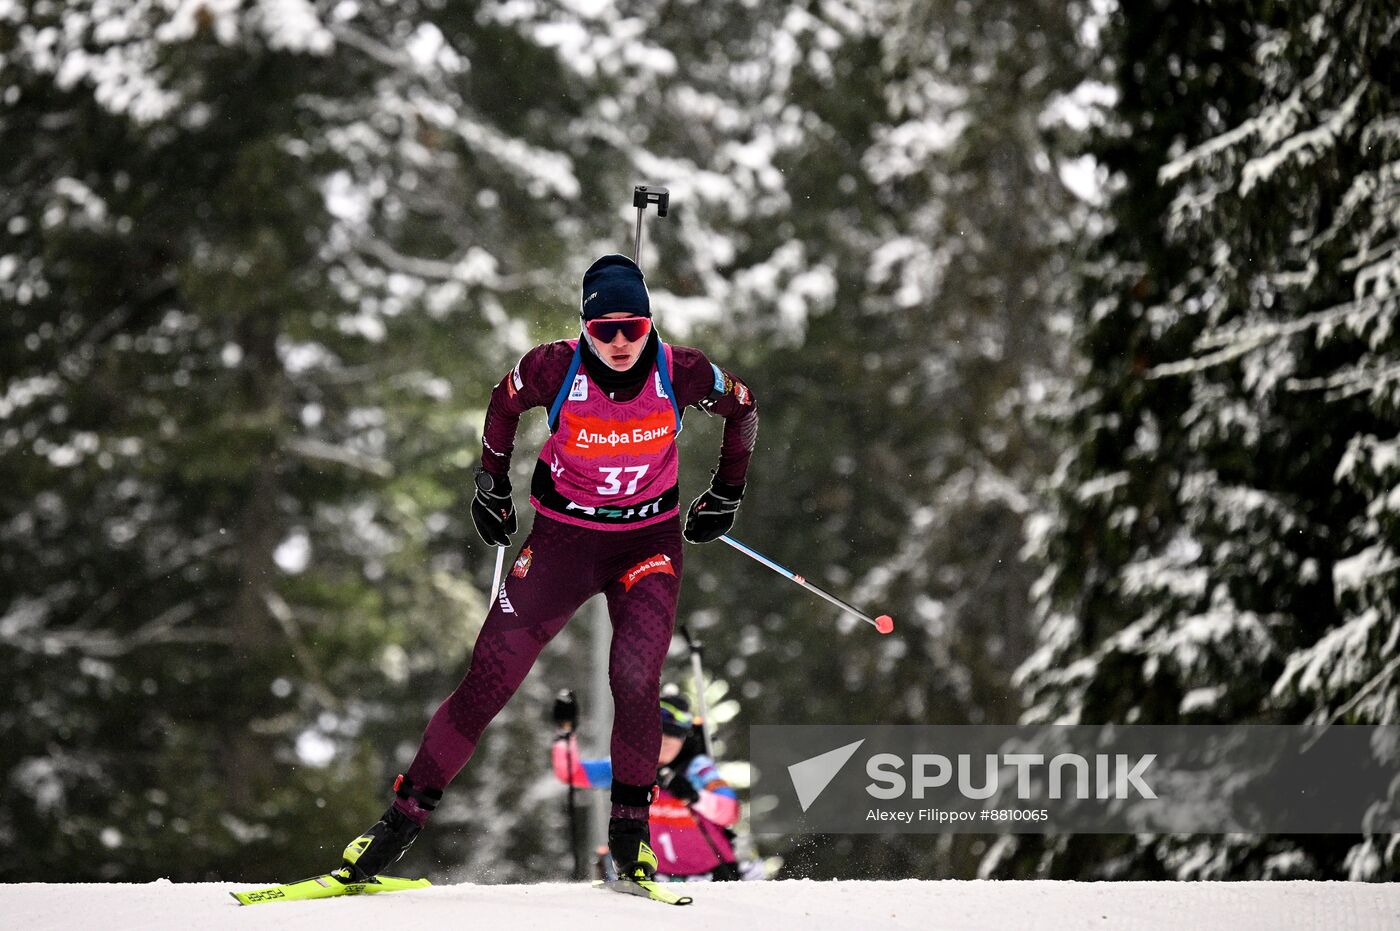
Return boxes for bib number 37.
[596,465,649,495]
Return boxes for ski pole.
[565,725,579,880]
[490,544,506,602]
[552,689,581,880]
[679,625,713,757]
[631,184,669,270]
[718,534,895,634]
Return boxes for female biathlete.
[338,254,758,886]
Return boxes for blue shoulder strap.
[657,341,684,436]
[547,341,584,434]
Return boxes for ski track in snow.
[4,879,1399,930]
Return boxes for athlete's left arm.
[670,347,759,486]
[684,754,741,827]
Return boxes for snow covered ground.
[4,879,1398,930]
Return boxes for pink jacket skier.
[553,691,742,880]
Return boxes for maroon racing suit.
[400,331,757,816]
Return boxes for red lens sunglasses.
[585,316,652,343]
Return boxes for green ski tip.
[593,878,693,906]
[230,871,431,905]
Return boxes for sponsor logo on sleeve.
[621,553,676,591]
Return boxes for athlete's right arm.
[480,342,574,476]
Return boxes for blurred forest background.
[1,0,1396,884]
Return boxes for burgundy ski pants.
[404,512,683,802]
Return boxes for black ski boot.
[607,816,658,882]
[339,775,441,881]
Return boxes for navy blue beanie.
[580,254,651,320]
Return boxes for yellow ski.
[593,878,693,906]
[230,869,430,905]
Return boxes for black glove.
[471,470,517,547]
[683,479,744,544]
[657,765,699,804]
[552,689,578,735]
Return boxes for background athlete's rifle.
[632,184,669,269]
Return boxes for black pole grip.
[680,624,702,656]
[553,688,578,730]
